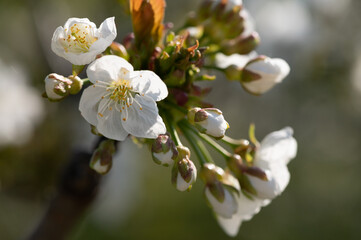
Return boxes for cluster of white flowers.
[207,127,297,236]
[45,4,298,237]
[49,17,168,141]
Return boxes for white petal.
[62,51,101,66]
[79,86,106,125]
[201,110,228,138]
[205,187,237,218]
[216,192,268,237]
[87,55,134,84]
[96,100,128,141]
[130,71,168,101]
[272,58,291,82]
[51,26,67,59]
[63,18,96,30]
[152,151,174,166]
[44,73,67,100]
[122,95,166,139]
[98,17,117,38]
[243,57,290,94]
[216,214,242,237]
[215,52,256,69]
[242,78,278,95]
[176,173,191,191]
[248,164,290,199]
[90,17,117,52]
[256,127,297,168]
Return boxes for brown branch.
[27,137,116,240]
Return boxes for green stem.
[81,78,90,84]
[179,124,212,165]
[180,120,232,159]
[221,135,249,148]
[164,116,182,146]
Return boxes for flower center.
[94,72,143,121]
[61,23,98,53]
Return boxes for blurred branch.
[27,137,117,240]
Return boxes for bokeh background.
[1,0,361,239]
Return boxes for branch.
[27,137,116,240]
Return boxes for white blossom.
[204,169,240,218]
[216,127,297,236]
[79,55,168,141]
[51,17,116,65]
[242,56,290,95]
[254,127,298,169]
[205,187,238,218]
[216,193,270,237]
[248,127,297,199]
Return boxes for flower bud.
[68,75,83,95]
[201,163,240,218]
[227,154,268,195]
[44,73,72,101]
[110,42,129,59]
[171,146,197,191]
[151,133,178,167]
[90,139,116,175]
[227,154,267,180]
[188,108,229,139]
[211,0,243,12]
[247,165,289,199]
[44,73,83,101]
[205,185,238,218]
[241,56,290,95]
[221,32,260,55]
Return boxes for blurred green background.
[0,0,361,239]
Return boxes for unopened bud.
[171,146,197,191]
[247,167,287,199]
[243,166,268,180]
[68,75,83,95]
[227,154,265,179]
[200,163,224,183]
[110,42,129,59]
[151,133,178,167]
[90,140,116,175]
[211,0,243,12]
[201,163,240,218]
[205,184,238,218]
[221,32,260,55]
[186,26,204,39]
[44,73,83,101]
[188,108,229,139]
[44,73,71,101]
[241,56,290,95]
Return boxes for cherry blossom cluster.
[44,0,297,236]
